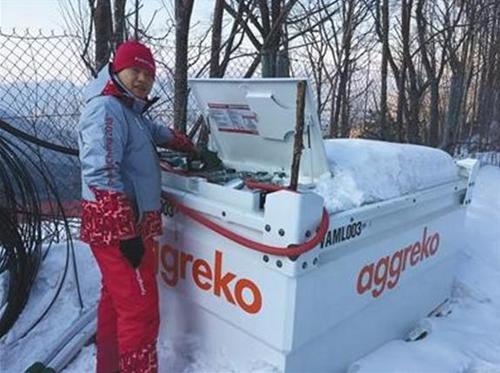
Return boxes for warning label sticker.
[207,103,259,135]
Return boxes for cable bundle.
[0,135,43,337]
[0,126,82,338]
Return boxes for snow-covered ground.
[1,165,500,372]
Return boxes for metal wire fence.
[0,30,89,208]
[0,29,262,210]
[2,28,498,213]
[1,28,380,216]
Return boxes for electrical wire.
[0,122,83,339]
[161,190,329,257]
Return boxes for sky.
[0,0,212,33]
[0,0,73,31]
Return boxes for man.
[78,40,195,373]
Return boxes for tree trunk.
[134,0,140,39]
[416,0,440,146]
[406,89,421,144]
[113,0,127,48]
[396,0,412,143]
[328,78,340,138]
[261,0,282,77]
[331,0,354,138]
[380,0,389,140]
[442,69,465,151]
[94,0,113,71]
[174,0,195,133]
[476,1,500,149]
[209,0,224,78]
[428,81,440,146]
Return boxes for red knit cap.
[112,40,156,77]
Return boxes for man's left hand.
[168,129,198,155]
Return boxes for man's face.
[117,67,154,99]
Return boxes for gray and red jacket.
[78,64,188,245]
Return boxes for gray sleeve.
[78,97,128,192]
[144,118,173,145]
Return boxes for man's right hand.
[119,236,145,268]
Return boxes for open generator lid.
[188,78,331,183]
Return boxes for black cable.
[0,121,83,339]
[0,118,78,156]
[0,136,42,336]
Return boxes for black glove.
[119,236,145,268]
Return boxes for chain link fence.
[0,29,264,213]
[5,28,496,217]
[0,30,90,210]
[1,28,376,216]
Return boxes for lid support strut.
[290,80,306,191]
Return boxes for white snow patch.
[315,139,460,212]
[0,241,100,371]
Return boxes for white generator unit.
[155,79,478,372]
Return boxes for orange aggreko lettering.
[235,279,262,314]
[160,244,178,286]
[356,227,441,298]
[159,245,263,314]
[357,263,374,295]
[192,258,212,290]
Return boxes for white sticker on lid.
[207,103,259,135]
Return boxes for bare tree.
[290,1,338,115]
[329,0,369,138]
[475,0,500,150]
[289,0,373,137]
[209,0,225,78]
[370,0,406,141]
[224,1,338,77]
[60,0,97,75]
[416,0,441,146]
[113,0,127,47]
[94,0,113,71]
[173,0,195,133]
[440,0,471,150]
[61,0,131,73]
[378,0,390,140]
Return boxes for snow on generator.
[156,78,479,372]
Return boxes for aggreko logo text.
[159,244,263,314]
[356,227,440,298]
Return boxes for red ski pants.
[90,239,159,373]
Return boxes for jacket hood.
[84,64,158,114]
[84,64,112,102]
